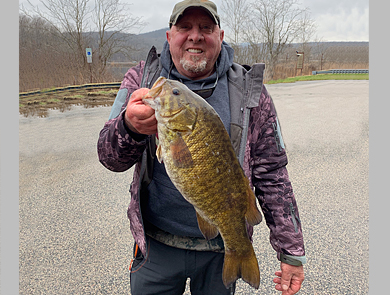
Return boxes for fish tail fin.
[223,247,260,289]
[245,188,262,226]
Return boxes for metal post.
[86,48,93,84]
[296,51,304,76]
[89,63,92,83]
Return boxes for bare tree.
[250,0,315,79]
[19,13,81,91]
[21,0,91,76]
[295,10,317,62]
[220,0,248,44]
[21,0,145,82]
[221,0,316,80]
[91,0,144,80]
[220,0,260,65]
[220,0,267,65]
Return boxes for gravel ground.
[19,80,369,294]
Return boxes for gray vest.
[136,46,265,190]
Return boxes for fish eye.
[172,88,180,95]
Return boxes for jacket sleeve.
[97,61,149,172]
[250,85,306,260]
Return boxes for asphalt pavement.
[19,80,369,294]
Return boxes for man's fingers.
[280,275,291,292]
[274,268,291,290]
[125,88,158,134]
[129,89,155,119]
[131,103,155,120]
[275,271,282,277]
[274,263,304,295]
[130,88,150,101]
[129,113,157,135]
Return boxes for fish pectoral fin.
[245,185,262,226]
[170,134,194,168]
[195,211,219,240]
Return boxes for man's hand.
[124,88,157,135]
[273,262,304,295]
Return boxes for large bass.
[143,76,262,289]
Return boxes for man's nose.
[187,27,204,43]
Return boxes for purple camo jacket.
[97,56,305,263]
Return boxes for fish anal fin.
[245,187,262,226]
[170,134,194,168]
[223,248,260,289]
[156,144,163,163]
[195,211,219,240]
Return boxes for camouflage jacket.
[97,47,306,265]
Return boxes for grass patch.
[47,98,61,103]
[41,87,57,92]
[71,94,85,99]
[97,89,117,95]
[266,73,369,84]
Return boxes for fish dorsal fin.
[195,210,219,240]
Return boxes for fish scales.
[143,77,262,289]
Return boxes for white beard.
[180,56,207,74]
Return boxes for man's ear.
[166,30,171,44]
[219,29,224,42]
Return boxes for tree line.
[220,0,317,80]
[20,0,144,91]
[20,0,368,92]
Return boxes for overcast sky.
[21,0,369,42]
[124,0,369,41]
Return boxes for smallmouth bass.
[143,77,262,289]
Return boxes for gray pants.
[130,236,235,295]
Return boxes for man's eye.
[201,25,213,32]
[178,24,190,30]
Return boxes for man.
[98,0,306,294]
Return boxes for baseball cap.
[169,0,221,28]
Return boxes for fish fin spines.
[196,211,219,240]
[223,248,260,289]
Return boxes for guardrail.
[312,69,369,75]
[19,82,122,97]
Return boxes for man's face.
[167,8,224,80]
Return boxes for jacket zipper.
[289,202,300,233]
[272,122,282,153]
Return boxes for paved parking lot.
[19,80,369,294]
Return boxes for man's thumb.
[281,273,291,291]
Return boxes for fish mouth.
[143,77,166,109]
[148,76,166,98]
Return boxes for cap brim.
[170,6,219,27]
